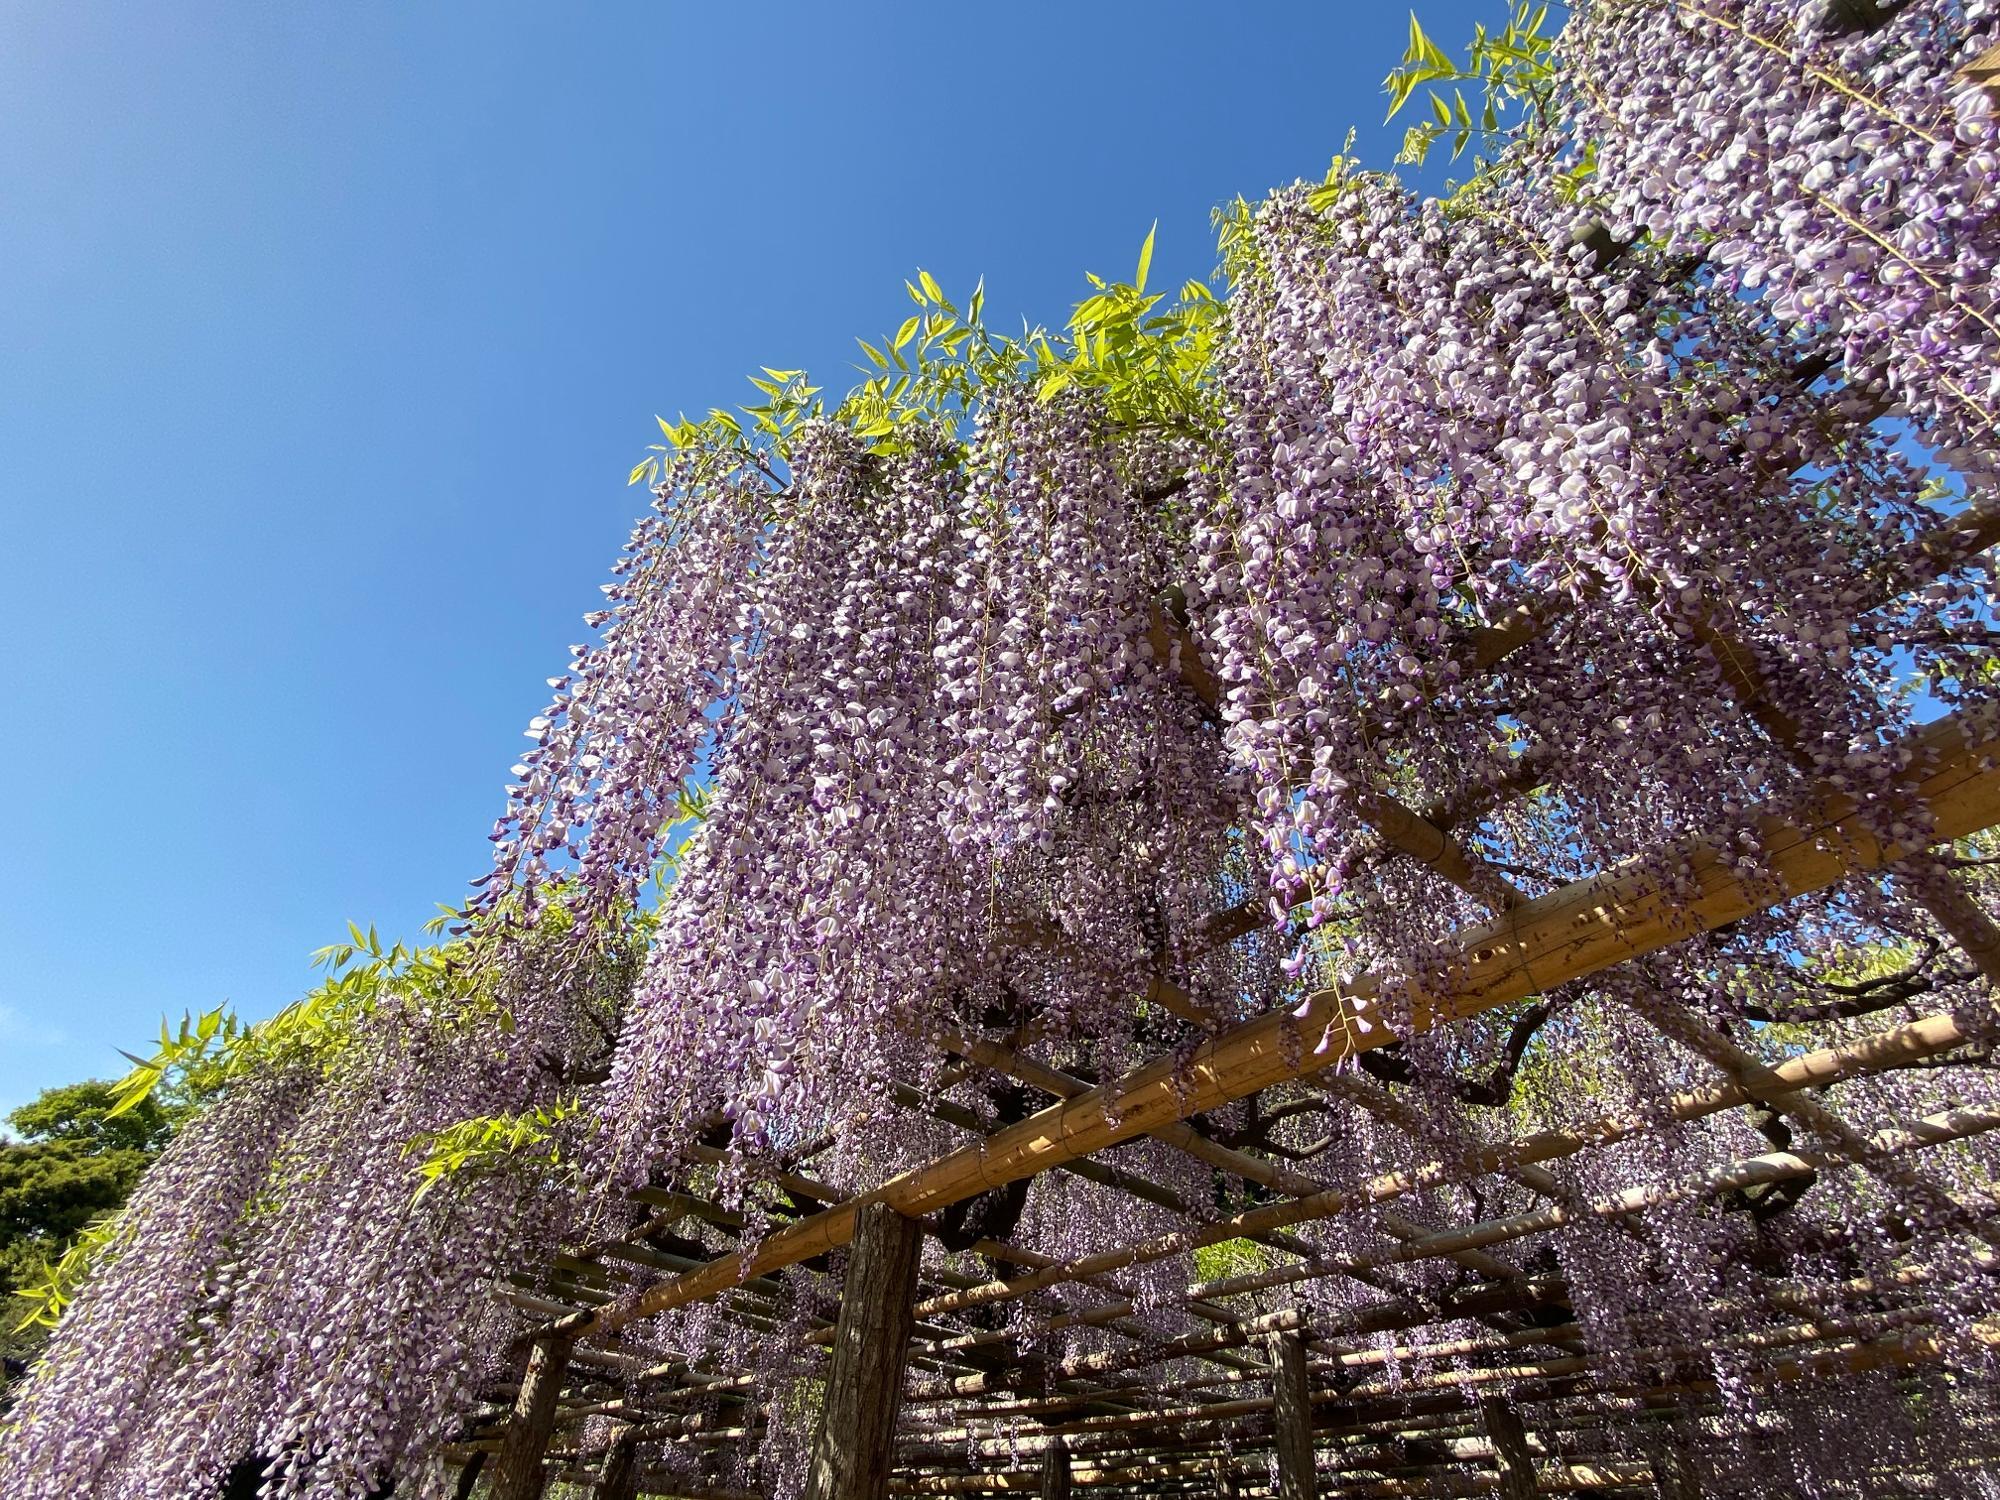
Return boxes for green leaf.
[1134,221,1156,295]
[892,315,921,351]
[917,269,943,304]
[1408,11,1451,69]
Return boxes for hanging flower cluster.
[591,402,1240,1184]
[0,923,632,1500]
[1567,0,2000,485]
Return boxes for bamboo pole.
[1629,998,2000,1248]
[905,1100,1996,1402]
[938,1028,1523,1285]
[903,1009,1970,1338]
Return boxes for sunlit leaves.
[405,1096,579,1205]
[627,224,1225,485]
[1385,2,1558,170]
[9,1214,133,1333]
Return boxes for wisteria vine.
[6,3,2000,1498]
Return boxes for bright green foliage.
[7,1215,130,1343]
[84,882,650,1253]
[627,224,1228,493]
[1384,3,1560,171]
[101,877,614,1128]
[103,919,468,1125]
[406,1096,581,1205]
[1192,1236,1268,1286]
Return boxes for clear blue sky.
[0,1,1497,1115]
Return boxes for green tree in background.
[0,1081,187,1389]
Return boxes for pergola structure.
[442,491,2000,1500]
[11,12,1997,1500]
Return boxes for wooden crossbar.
[548,709,2000,1342]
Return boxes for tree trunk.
[1270,1328,1315,1500]
[489,1334,573,1500]
[599,1435,640,1500]
[1039,1435,1071,1500]
[1651,1444,1704,1500]
[802,1202,923,1500]
[1479,1399,1536,1500]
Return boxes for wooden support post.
[490,1333,574,1500]
[1270,1329,1315,1500]
[803,1201,924,1500]
[1479,1399,1536,1500]
[1213,1454,1236,1499]
[1650,1444,1703,1500]
[1039,1436,1071,1500]
[599,1434,640,1500]
[452,1453,487,1500]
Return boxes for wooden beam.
[804,1202,924,1500]
[1271,1330,1316,1500]
[552,711,2000,1341]
[1477,1400,1535,1500]
[905,1009,1971,1328]
[906,1098,1995,1409]
[490,1334,574,1500]
[1629,998,2000,1249]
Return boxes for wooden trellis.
[422,38,2000,1493]
[430,479,2000,1499]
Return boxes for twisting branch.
[1353,1001,1555,1110]
[1743,940,1982,1024]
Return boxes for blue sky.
[0,1,1499,1115]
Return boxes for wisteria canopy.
[9,2,2000,1498]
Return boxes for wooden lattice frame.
[439,46,2000,1496]
[437,490,2000,1498]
